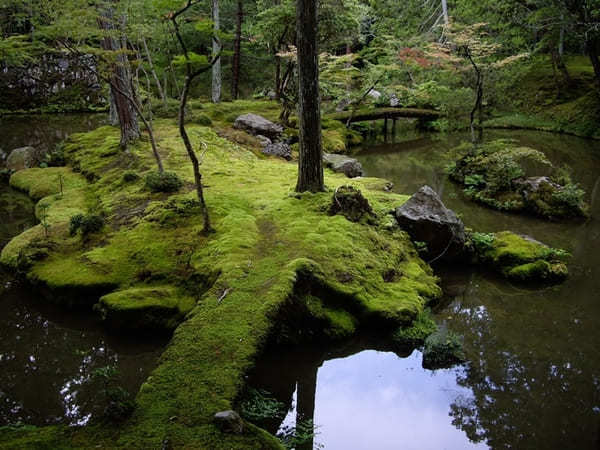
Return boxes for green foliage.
[123,171,140,183]
[469,232,495,253]
[422,326,465,370]
[240,388,285,423]
[92,365,135,423]
[393,308,437,346]
[278,419,322,450]
[145,171,183,193]
[69,213,104,237]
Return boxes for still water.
[0,115,166,427]
[250,129,600,449]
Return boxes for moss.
[392,308,437,347]
[475,231,569,282]
[1,121,440,448]
[322,129,347,154]
[10,167,87,201]
[96,286,196,331]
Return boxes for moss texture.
[474,231,569,282]
[0,118,440,448]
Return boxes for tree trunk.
[587,37,600,90]
[98,8,140,149]
[559,14,565,57]
[179,75,213,232]
[142,37,166,107]
[275,54,281,99]
[231,0,243,100]
[441,0,449,25]
[295,0,324,193]
[211,0,221,103]
[109,89,119,125]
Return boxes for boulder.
[214,410,244,434]
[233,113,283,141]
[395,186,467,262]
[513,176,560,200]
[262,142,292,160]
[6,146,41,171]
[255,135,272,148]
[323,153,364,178]
[390,93,399,107]
[367,89,382,100]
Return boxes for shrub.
[145,171,183,193]
[70,213,104,236]
[240,388,285,422]
[470,232,495,254]
[123,171,139,183]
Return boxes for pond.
[249,129,600,449]
[0,114,166,427]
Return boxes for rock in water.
[6,146,41,172]
[323,153,364,178]
[395,186,467,262]
[262,142,292,160]
[214,410,244,434]
[233,113,283,141]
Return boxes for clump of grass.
[145,171,183,193]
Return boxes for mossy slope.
[0,118,439,448]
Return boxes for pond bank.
[0,120,441,448]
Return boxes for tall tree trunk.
[109,90,119,125]
[559,13,565,57]
[295,0,324,193]
[211,0,221,103]
[142,37,166,107]
[275,54,281,99]
[465,48,483,145]
[587,37,600,90]
[441,0,449,25]
[231,0,243,100]
[98,7,140,149]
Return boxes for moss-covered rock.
[448,139,588,219]
[95,286,196,331]
[471,231,569,283]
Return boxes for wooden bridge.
[326,107,441,124]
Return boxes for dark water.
[250,130,600,449]
[0,113,106,161]
[0,115,166,427]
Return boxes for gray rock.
[266,90,277,100]
[233,113,283,141]
[0,149,6,164]
[390,93,399,107]
[395,185,467,262]
[256,135,272,148]
[323,153,364,178]
[262,142,292,160]
[336,98,351,112]
[514,176,560,200]
[367,89,382,100]
[214,410,244,434]
[6,146,41,171]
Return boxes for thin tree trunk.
[179,76,212,232]
[275,54,281,99]
[295,0,324,193]
[559,14,565,57]
[109,89,119,125]
[142,37,166,107]
[465,48,483,145]
[231,0,243,100]
[212,0,221,103]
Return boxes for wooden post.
[392,118,397,142]
[383,117,388,142]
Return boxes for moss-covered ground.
[0,115,440,448]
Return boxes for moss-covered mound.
[469,231,569,283]
[0,119,440,448]
[448,139,588,219]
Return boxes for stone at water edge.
[513,176,560,200]
[214,410,244,434]
[233,113,284,141]
[6,146,42,172]
[323,153,364,178]
[395,185,467,262]
[262,142,292,161]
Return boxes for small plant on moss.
[422,325,465,370]
[240,388,285,422]
[123,171,139,183]
[551,183,585,211]
[464,174,485,188]
[40,144,66,168]
[393,308,437,347]
[69,213,104,237]
[145,171,183,193]
[470,232,495,253]
[92,365,135,422]
[413,241,428,254]
[38,203,51,238]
